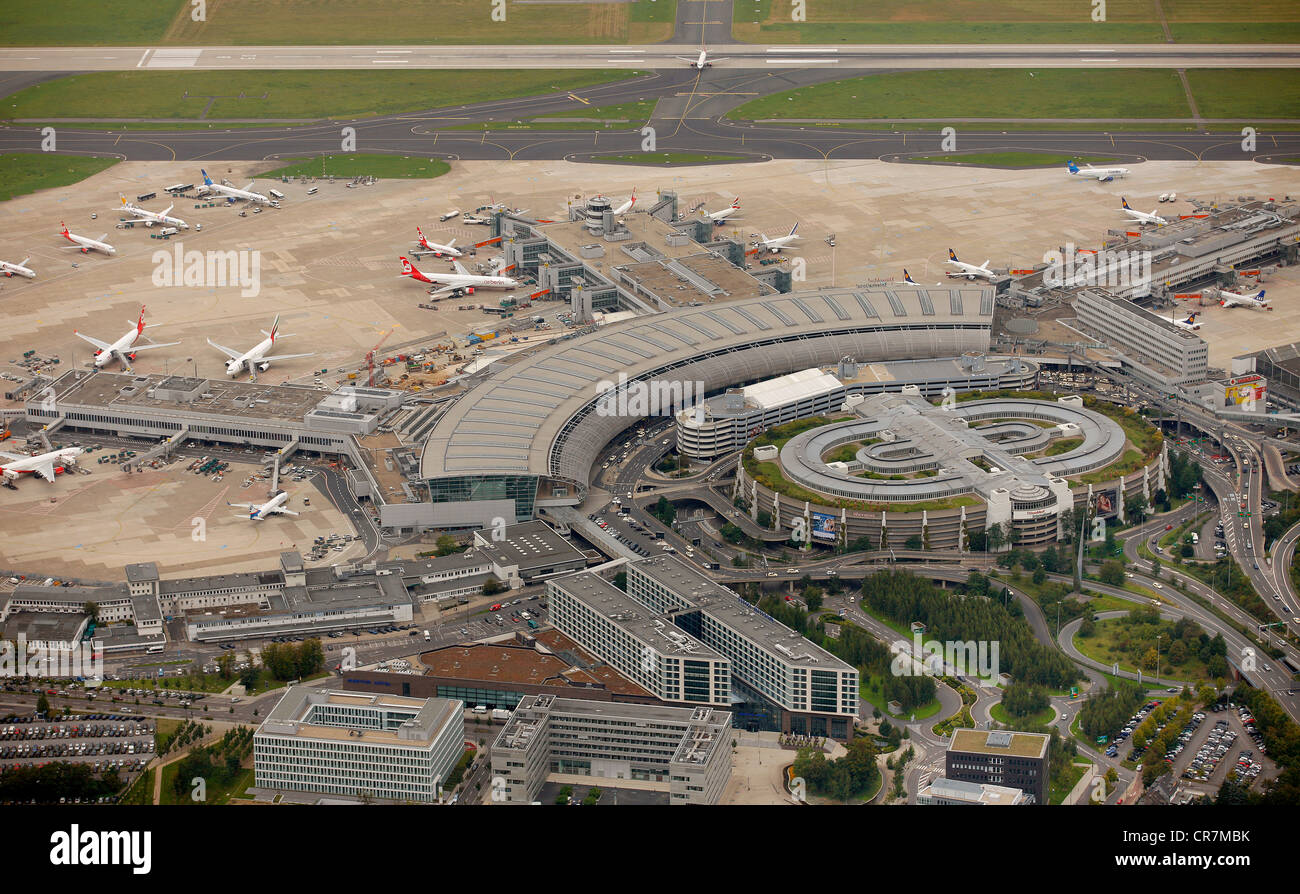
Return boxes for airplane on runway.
[207,315,315,378]
[1068,160,1131,181]
[754,223,801,254]
[59,223,115,255]
[0,446,83,484]
[945,249,998,281]
[198,169,272,205]
[119,195,189,229]
[0,257,36,278]
[1216,287,1269,310]
[612,188,637,215]
[414,227,463,258]
[702,197,742,224]
[901,270,918,284]
[1170,311,1202,331]
[677,48,728,69]
[1120,197,1167,226]
[230,490,299,521]
[399,256,521,298]
[75,306,180,370]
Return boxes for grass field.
[0,0,677,45]
[261,155,451,178]
[0,153,120,202]
[591,152,754,164]
[0,0,186,45]
[908,152,1117,168]
[990,700,1056,728]
[1,70,642,122]
[1183,70,1300,119]
[733,0,1299,43]
[728,70,1192,122]
[1073,616,1210,682]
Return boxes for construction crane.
[366,329,394,387]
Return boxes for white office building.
[254,688,464,803]
[1073,288,1209,387]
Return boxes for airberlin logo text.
[152,242,262,298]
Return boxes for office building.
[253,688,464,803]
[1073,288,1208,387]
[917,776,1028,805]
[945,729,1050,805]
[490,695,731,805]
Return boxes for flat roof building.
[946,729,1050,805]
[490,694,731,805]
[470,519,588,583]
[254,687,464,804]
[1073,288,1209,387]
[917,776,1029,805]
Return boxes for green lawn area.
[1050,761,1090,805]
[591,153,754,165]
[158,761,254,806]
[859,677,945,720]
[0,0,186,45]
[1,70,642,122]
[763,121,1298,132]
[0,154,119,202]
[990,700,1056,728]
[1,0,678,45]
[1073,616,1210,682]
[729,70,1192,123]
[261,155,451,179]
[1183,70,1300,119]
[909,153,1118,168]
[734,0,1299,43]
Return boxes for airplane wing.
[451,259,470,275]
[259,352,315,363]
[130,340,183,351]
[97,234,109,243]
[31,460,56,483]
[206,339,243,359]
[0,450,25,463]
[75,332,113,352]
[269,506,300,517]
[428,285,460,298]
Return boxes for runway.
[3,65,1299,163]
[2,43,1298,71]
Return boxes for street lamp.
[1155,633,1163,683]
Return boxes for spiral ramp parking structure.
[408,285,997,530]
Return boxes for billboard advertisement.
[810,512,838,542]
[1094,487,1118,518]
[1225,376,1265,409]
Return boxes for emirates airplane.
[0,447,83,484]
[208,315,315,377]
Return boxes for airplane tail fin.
[400,256,414,275]
[1257,289,1266,299]
[732,197,740,208]
[60,221,70,237]
[789,222,798,236]
[903,269,915,283]
[948,248,959,262]
[201,169,213,185]
[416,226,426,245]
[1122,197,1131,209]
[137,307,146,335]
[120,194,128,206]
[270,314,280,343]
[1067,161,1079,173]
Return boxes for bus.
[145,645,164,655]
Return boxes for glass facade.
[426,474,539,522]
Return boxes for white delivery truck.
[491,709,512,722]
[423,629,431,641]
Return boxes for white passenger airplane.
[208,315,315,378]
[59,223,115,255]
[230,490,299,520]
[199,169,272,204]
[414,227,463,258]
[1120,197,1167,226]
[754,223,801,254]
[0,446,83,484]
[945,249,998,281]
[399,256,521,298]
[702,197,742,224]
[677,48,728,69]
[1170,311,1202,331]
[75,306,180,370]
[0,257,36,278]
[1067,160,1131,181]
[612,188,637,215]
[1216,287,1269,310]
[119,195,189,229]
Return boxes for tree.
[1057,507,1077,544]
[239,666,260,691]
[482,578,504,596]
[654,496,676,525]
[434,534,460,557]
[612,570,627,591]
[1099,560,1126,587]
[986,523,1005,553]
[756,510,773,529]
[904,534,923,550]
[802,586,823,612]
[36,694,49,717]
[216,653,235,680]
[1032,566,1047,586]
[82,601,99,624]
[1079,617,1096,637]
[1125,494,1149,525]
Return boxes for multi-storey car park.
[731,388,1168,550]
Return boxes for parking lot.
[0,713,154,782]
